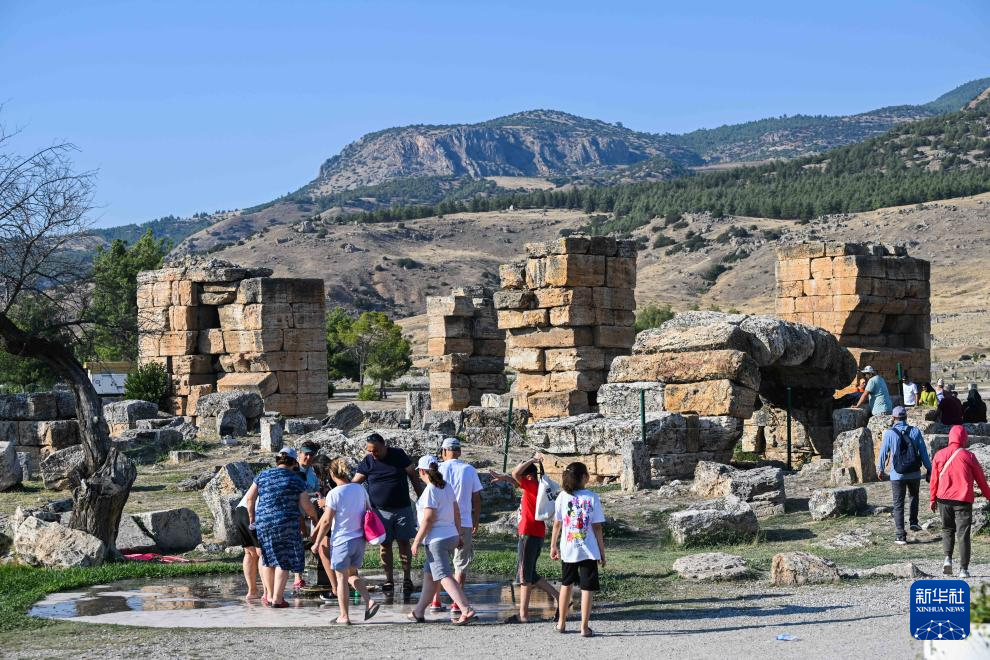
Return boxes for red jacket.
[930,426,990,505]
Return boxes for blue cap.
[278,447,298,460]
[892,406,907,418]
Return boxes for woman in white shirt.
[312,458,380,624]
[408,455,477,625]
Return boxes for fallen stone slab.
[176,468,219,492]
[169,450,202,464]
[0,440,23,491]
[260,417,284,453]
[134,508,202,552]
[667,497,759,546]
[831,428,877,485]
[104,399,159,433]
[832,407,869,440]
[217,409,247,437]
[285,417,322,435]
[816,527,874,550]
[40,444,86,490]
[691,461,785,517]
[809,486,868,520]
[113,428,184,464]
[359,410,407,429]
[478,511,518,537]
[13,516,106,568]
[322,403,365,433]
[196,391,264,421]
[116,515,158,553]
[421,410,463,435]
[840,562,930,579]
[672,552,749,581]
[771,551,840,586]
[203,462,255,545]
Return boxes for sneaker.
[959,568,971,579]
[450,604,461,616]
[909,524,922,532]
[429,602,447,613]
[292,579,306,590]
[894,537,907,545]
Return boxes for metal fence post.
[640,388,646,442]
[786,386,793,471]
[502,398,514,473]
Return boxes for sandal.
[452,611,478,626]
[335,617,352,625]
[555,624,567,633]
[365,601,381,621]
[504,614,528,624]
[581,627,595,638]
[406,612,426,623]
[261,596,271,607]
[271,601,289,608]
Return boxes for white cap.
[417,454,439,471]
[861,365,875,374]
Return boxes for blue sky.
[1,0,987,228]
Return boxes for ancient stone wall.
[137,259,328,421]
[0,391,78,478]
[774,242,931,388]
[426,287,507,411]
[495,236,637,420]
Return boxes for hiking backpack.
[892,426,922,474]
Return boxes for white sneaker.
[959,568,971,579]
[943,558,953,575]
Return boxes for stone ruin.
[426,287,507,411]
[495,236,637,420]
[775,241,931,389]
[0,391,78,489]
[136,259,328,422]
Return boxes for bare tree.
[0,125,135,556]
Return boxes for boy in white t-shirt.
[550,461,606,638]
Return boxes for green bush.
[356,384,380,401]
[634,303,675,332]
[327,381,336,398]
[653,234,675,249]
[700,263,729,283]
[123,362,169,406]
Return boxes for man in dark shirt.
[936,385,965,426]
[353,433,424,594]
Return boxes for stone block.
[427,295,473,317]
[40,445,86,490]
[549,305,596,327]
[809,256,833,280]
[172,355,215,375]
[202,461,256,545]
[808,486,868,520]
[472,339,506,357]
[0,440,23,491]
[831,255,886,279]
[548,370,605,392]
[830,428,877,485]
[276,371,298,394]
[428,337,474,356]
[592,287,636,310]
[667,497,759,546]
[607,350,761,390]
[430,387,471,411]
[514,372,550,392]
[134,508,202,552]
[13,517,105,568]
[428,315,473,338]
[291,303,324,328]
[771,552,840,586]
[222,330,283,353]
[198,328,226,354]
[493,290,536,310]
[527,391,589,419]
[592,325,636,349]
[606,256,637,289]
[544,346,605,372]
[237,278,324,304]
[39,420,79,452]
[158,331,199,356]
[507,347,544,372]
[663,380,758,417]
[597,382,664,416]
[137,306,170,332]
[633,323,751,356]
[777,242,826,259]
[533,287,592,309]
[497,309,549,330]
[499,263,526,289]
[507,327,592,349]
[468,373,507,391]
[430,372,471,389]
[776,258,810,282]
[672,552,749,581]
[217,372,278,398]
[282,328,324,352]
[691,462,785,517]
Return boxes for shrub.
[653,234,675,249]
[672,220,688,230]
[762,229,782,240]
[356,384,380,401]
[123,362,169,406]
[395,258,422,269]
[700,263,728,283]
[634,302,675,332]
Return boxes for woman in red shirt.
[491,454,559,623]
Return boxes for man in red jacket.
[929,425,990,578]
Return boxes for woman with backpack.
[876,406,932,545]
[929,425,990,578]
[310,458,380,624]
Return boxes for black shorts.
[234,506,259,548]
[516,535,543,585]
[561,559,600,592]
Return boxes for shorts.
[423,535,458,582]
[330,537,366,571]
[516,534,543,585]
[561,559,600,592]
[376,506,417,543]
[233,506,258,548]
[452,527,474,573]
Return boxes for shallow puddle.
[30,573,557,628]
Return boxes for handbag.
[363,491,387,545]
[534,463,560,522]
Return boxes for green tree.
[325,307,360,381]
[90,229,170,361]
[0,296,65,389]
[634,302,675,333]
[344,311,411,393]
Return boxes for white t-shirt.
[554,489,605,563]
[439,459,483,528]
[325,483,367,547]
[903,382,918,406]
[416,483,459,544]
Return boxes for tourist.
[929,425,990,578]
[293,441,323,590]
[855,365,892,417]
[901,371,919,407]
[490,454,560,623]
[311,458,381,624]
[919,382,938,407]
[408,455,477,625]
[233,490,266,601]
[428,437,483,615]
[855,374,867,394]
[245,447,320,607]
[876,406,932,545]
[353,432,424,595]
[936,384,965,425]
[963,384,987,423]
[551,461,606,638]
[935,378,946,402]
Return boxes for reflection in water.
[30,573,556,624]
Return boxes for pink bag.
[364,508,386,545]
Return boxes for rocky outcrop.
[202,462,255,545]
[672,552,749,581]
[771,551,840,586]
[691,462,785,517]
[809,486,868,520]
[667,497,759,546]
[13,516,106,568]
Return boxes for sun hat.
[417,454,439,471]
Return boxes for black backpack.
[892,425,922,474]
